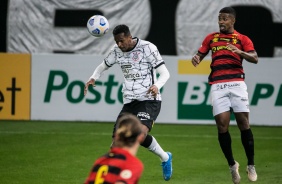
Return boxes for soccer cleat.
[229,161,241,184]
[246,165,257,182]
[161,152,172,181]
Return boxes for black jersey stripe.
[209,38,242,44]
[116,180,128,184]
[151,67,156,100]
[198,50,209,55]
[104,153,126,160]
[209,73,245,82]
[104,59,111,67]
[88,181,112,184]
[155,61,165,69]
[212,54,242,63]
[92,165,122,175]
[211,64,243,72]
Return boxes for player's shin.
[141,134,169,162]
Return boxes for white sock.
[148,136,169,162]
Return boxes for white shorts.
[211,81,250,116]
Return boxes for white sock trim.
[148,136,169,162]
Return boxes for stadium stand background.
[1,0,282,57]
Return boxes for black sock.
[241,129,255,165]
[218,131,235,166]
[140,134,153,148]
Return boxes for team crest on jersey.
[232,34,238,39]
[232,38,238,44]
[212,37,219,43]
[132,51,140,61]
[120,170,132,179]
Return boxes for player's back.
[84,148,143,184]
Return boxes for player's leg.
[137,100,172,181]
[234,112,257,181]
[211,83,240,184]
[231,82,257,182]
[215,111,236,165]
[215,112,240,184]
[111,104,132,148]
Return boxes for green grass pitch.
[0,120,281,184]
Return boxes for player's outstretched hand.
[147,85,158,97]
[191,54,201,67]
[84,78,96,96]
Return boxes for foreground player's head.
[115,113,143,147]
[218,7,236,34]
[113,24,134,52]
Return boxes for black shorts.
[112,100,161,136]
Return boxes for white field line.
[0,131,282,140]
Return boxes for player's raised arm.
[84,61,110,96]
[191,52,207,67]
[84,78,95,96]
[226,43,258,64]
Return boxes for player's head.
[218,7,236,34]
[115,113,143,147]
[113,24,133,52]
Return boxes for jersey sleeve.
[104,45,118,67]
[241,35,255,52]
[198,34,212,55]
[145,42,165,69]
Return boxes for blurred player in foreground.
[84,113,144,184]
[84,24,172,181]
[191,7,258,184]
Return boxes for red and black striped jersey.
[84,148,143,184]
[198,30,255,84]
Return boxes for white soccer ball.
[87,15,109,37]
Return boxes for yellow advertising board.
[0,53,31,120]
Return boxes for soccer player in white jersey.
[84,24,172,181]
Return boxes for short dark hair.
[112,24,131,36]
[219,7,236,18]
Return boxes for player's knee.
[237,120,250,130]
[216,121,229,133]
[140,134,153,148]
[217,126,228,133]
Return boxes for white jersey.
[104,38,164,104]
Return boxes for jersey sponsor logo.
[211,45,229,53]
[124,72,142,80]
[137,112,150,119]
[121,64,142,80]
[215,83,241,90]
[219,38,231,42]
[123,94,139,98]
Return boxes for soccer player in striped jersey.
[84,24,172,181]
[191,7,258,184]
[84,113,144,184]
